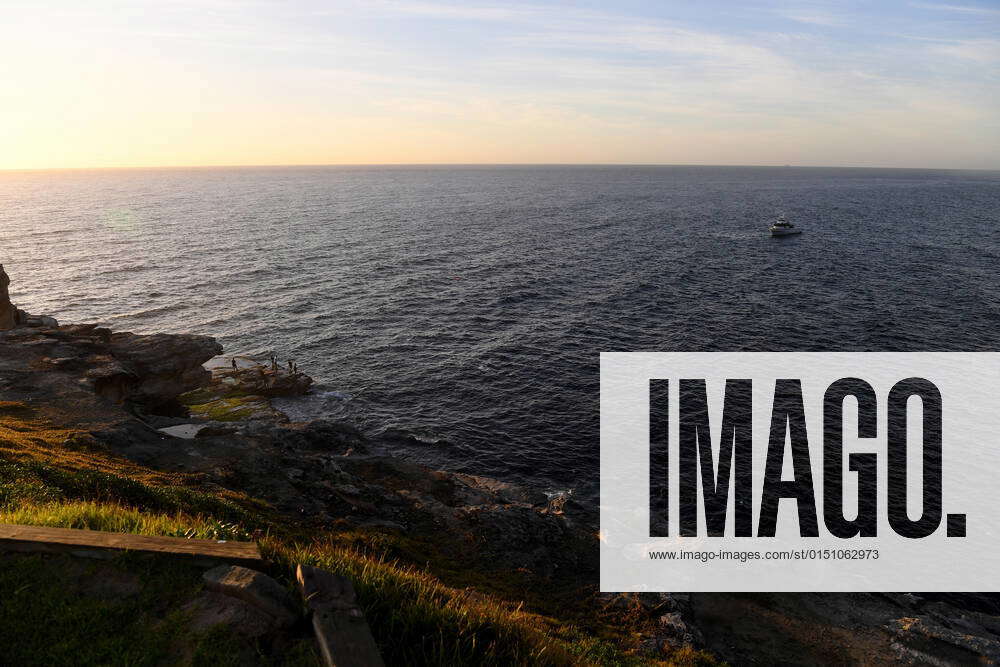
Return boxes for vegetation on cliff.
[0,349,714,665]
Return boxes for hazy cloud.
[777,10,846,26]
[912,2,1000,16]
[931,38,1000,62]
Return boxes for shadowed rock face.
[107,332,222,413]
[0,266,57,330]
[0,265,18,330]
[0,322,222,427]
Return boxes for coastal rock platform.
[0,315,592,578]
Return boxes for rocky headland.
[4,263,1000,665]
[0,270,591,579]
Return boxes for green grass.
[278,539,585,666]
[0,402,721,666]
[0,550,319,666]
[0,497,723,666]
[186,396,263,421]
[0,497,632,666]
[0,551,200,665]
[0,500,251,541]
[179,386,273,422]
[0,457,261,525]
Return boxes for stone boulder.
[0,264,19,330]
[23,314,59,328]
[217,366,313,397]
[108,332,222,411]
[184,591,284,639]
[888,615,1000,664]
[202,565,298,628]
[0,266,59,330]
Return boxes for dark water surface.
[3,165,1000,501]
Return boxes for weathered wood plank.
[0,523,261,565]
[297,564,384,667]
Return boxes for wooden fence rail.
[0,523,262,565]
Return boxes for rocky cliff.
[0,265,15,330]
[0,265,58,331]
[3,277,1000,664]
[0,303,593,580]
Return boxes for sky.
[1,0,998,169]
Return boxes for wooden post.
[296,564,384,667]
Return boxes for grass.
[0,401,721,666]
[0,500,251,541]
[185,396,264,421]
[179,385,273,421]
[0,551,218,665]
[0,497,642,666]
[0,401,267,525]
[0,457,260,525]
[0,550,319,666]
[278,539,586,666]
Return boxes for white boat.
[769,215,801,237]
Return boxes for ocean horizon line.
[2,162,999,174]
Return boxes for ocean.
[3,165,1000,503]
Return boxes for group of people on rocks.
[229,354,300,375]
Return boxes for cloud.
[912,3,1000,16]
[299,3,990,129]
[777,10,846,26]
[319,0,540,21]
[378,1,530,20]
[931,38,1000,62]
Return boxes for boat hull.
[770,228,802,237]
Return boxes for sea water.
[4,165,999,503]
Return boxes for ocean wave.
[97,263,153,275]
[109,303,187,320]
[379,427,450,447]
[495,290,542,305]
[315,389,352,400]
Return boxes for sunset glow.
[2,0,998,170]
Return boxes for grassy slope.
[0,550,319,666]
[0,400,718,666]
